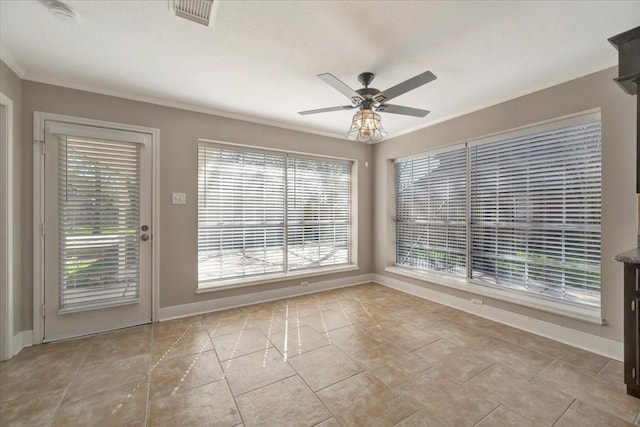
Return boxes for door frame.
[33,112,160,344]
[0,92,14,360]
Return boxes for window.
[395,147,467,274]
[394,114,601,308]
[198,143,353,287]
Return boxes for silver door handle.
[141,234,150,241]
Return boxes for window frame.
[197,139,358,292]
[389,110,602,323]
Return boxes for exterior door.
[43,121,152,342]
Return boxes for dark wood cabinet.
[622,262,640,398]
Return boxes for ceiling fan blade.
[377,104,430,117]
[298,105,357,115]
[373,71,437,104]
[318,73,365,105]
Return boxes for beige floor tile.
[347,307,398,331]
[236,375,331,427]
[288,345,364,391]
[536,360,640,422]
[525,335,609,372]
[351,343,432,387]
[413,339,494,382]
[285,300,325,318]
[371,324,439,352]
[149,380,241,427]
[252,310,307,335]
[433,307,492,329]
[395,368,498,426]
[153,316,204,340]
[363,296,413,313]
[388,309,445,330]
[83,327,152,367]
[4,285,631,427]
[475,405,537,427]
[150,350,224,399]
[301,309,354,333]
[222,348,296,396]
[322,325,386,355]
[0,351,84,402]
[64,353,149,403]
[405,297,447,312]
[317,371,418,427]
[212,327,272,361]
[555,399,635,427]
[204,313,257,337]
[51,383,147,427]
[469,335,555,378]
[394,408,451,426]
[314,417,342,427]
[151,328,213,365]
[469,364,574,426]
[322,297,370,315]
[269,325,330,357]
[423,321,489,349]
[152,317,203,341]
[244,302,286,319]
[474,321,538,346]
[0,389,64,427]
[600,359,625,383]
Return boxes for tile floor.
[1,282,639,426]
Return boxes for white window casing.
[393,111,602,314]
[198,142,354,289]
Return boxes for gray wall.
[373,67,636,341]
[20,80,374,329]
[0,61,22,335]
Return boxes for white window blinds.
[393,116,601,308]
[395,147,467,275]
[198,143,352,285]
[198,146,286,282]
[58,137,141,311]
[287,156,351,270]
[470,120,601,307]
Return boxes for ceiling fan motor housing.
[358,72,375,88]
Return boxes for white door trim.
[0,92,14,360]
[33,112,160,343]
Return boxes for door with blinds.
[43,121,152,342]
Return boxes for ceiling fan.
[298,71,437,143]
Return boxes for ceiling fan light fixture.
[347,108,387,143]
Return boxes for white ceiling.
[1,1,639,140]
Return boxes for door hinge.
[632,299,637,312]
[41,223,46,236]
[41,304,46,319]
[632,367,636,380]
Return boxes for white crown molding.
[0,45,26,79]
[23,72,352,142]
[372,273,623,361]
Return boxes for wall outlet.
[172,192,186,205]
[471,298,483,305]
[300,281,309,286]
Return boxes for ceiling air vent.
[172,0,218,27]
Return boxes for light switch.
[172,192,186,205]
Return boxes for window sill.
[385,266,604,325]
[196,264,360,294]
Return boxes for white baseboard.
[159,274,375,321]
[11,330,32,357]
[372,273,624,361]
